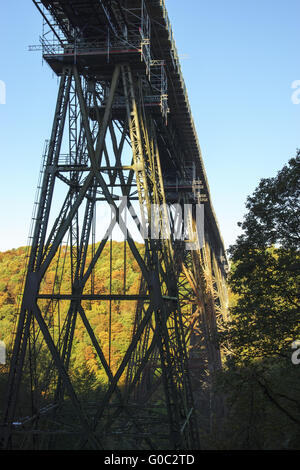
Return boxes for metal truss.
[0,63,203,450]
[1,0,229,451]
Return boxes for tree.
[213,152,300,450]
[223,151,300,360]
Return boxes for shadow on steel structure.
[0,0,229,450]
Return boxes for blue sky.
[0,0,299,252]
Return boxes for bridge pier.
[1,0,228,450]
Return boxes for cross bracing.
[0,0,228,451]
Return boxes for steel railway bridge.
[0,0,229,450]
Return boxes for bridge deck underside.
[39,0,227,269]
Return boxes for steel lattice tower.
[0,0,228,450]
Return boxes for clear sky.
[0,0,299,252]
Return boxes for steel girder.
[1,63,202,450]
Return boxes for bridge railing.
[151,0,193,125]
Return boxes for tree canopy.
[213,151,300,450]
[224,151,300,360]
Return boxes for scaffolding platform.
[42,39,147,77]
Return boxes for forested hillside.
[0,242,143,385]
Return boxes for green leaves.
[223,152,300,361]
[209,155,300,449]
[231,151,300,253]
